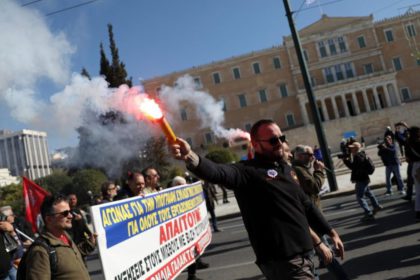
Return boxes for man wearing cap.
[343,142,382,221]
[169,119,344,280]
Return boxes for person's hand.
[73,213,83,221]
[0,221,14,233]
[315,242,333,265]
[89,233,98,246]
[168,138,192,160]
[313,160,325,171]
[329,229,344,260]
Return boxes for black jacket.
[189,155,332,264]
[343,151,370,182]
[0,231,12,279]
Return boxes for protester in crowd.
[292,145,325,209]
[142,167,162,194]
[406,126,420,221]
[0,206,34,247]
[394,122,408,156]
[0,215,21,280]
[218,185,230,204]
[116,172,146,199]
[377,136,405,196]
[170,176,209,280]
[203,181,221,233]
[66,194,95,261]
[169,119,344,279]
[100,181,118,203]
[384,126,395,141]
[293,145,349,279]
[342,142,383,221]
[18,194,91,279]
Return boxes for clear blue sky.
[1,0,419,150]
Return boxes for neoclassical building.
[143,11,420,154]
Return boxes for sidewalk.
[214,162,409,220]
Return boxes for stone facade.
[143,12,420,155]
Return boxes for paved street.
[87,188,420,280]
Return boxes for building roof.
[298,14,373,37]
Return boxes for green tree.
[63,169,107,206]
[141,137,171,180]
[35,169,72,194]
[100,24,132,87]
[0,183,23,216]
[205,148,239,164]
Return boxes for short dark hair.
[250,119,276,141]
[41,194,68,221]
[142,167,157,178]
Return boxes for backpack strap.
[33,237,58,276]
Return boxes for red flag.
[22,177,50,233]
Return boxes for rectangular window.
[328,39,337,55]
[238,94,247,108]
[245,123,252,132]
[318,41,327,58]
[212,72,221,84]
[401,88,411,101]
[338,37,347,52]
[193,77,202,89]
[417,58,420,66]
[205,133,213,144]
[252,62,261,74]
[393,57,402,71]
[357,36,366,48]
[155,87,161,95]
[180,108,187,121]
[406,24,416,37]
[286,113,295,127]
[385,29,394,42]
[232,67,241,79]
[258,89,268,103]
[344,63,354,78]
[324,67,334,83]
[363,64,373,74]
[273,57,281,69]
[279,84,288,97]
[335,65,344,81]
[310,76,316,87]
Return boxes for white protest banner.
[91,181,212,280]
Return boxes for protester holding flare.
[169,119,344,280]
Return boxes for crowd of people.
[1,118,419,280]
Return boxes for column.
[351,92,360,115]
[342,95,350,117]
[331,96,339,119]
[362,89,371,112]
[321,99,329,121]
[392,82,402,104]
[299,99,309,125]
[373,87,381,110]
[380,85,391,107]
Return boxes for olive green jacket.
[292,160,325,210]
[24,231,90,280]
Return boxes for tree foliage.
[0,183,23,216]
[205,148,239,164]
[35,169,72,194]
[62,169,107,206]
[100,24,132,87]
[141,137,171,180]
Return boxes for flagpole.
[15,228,34,243]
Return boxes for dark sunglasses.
[48,210,72,217]
[258,135,286,146]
